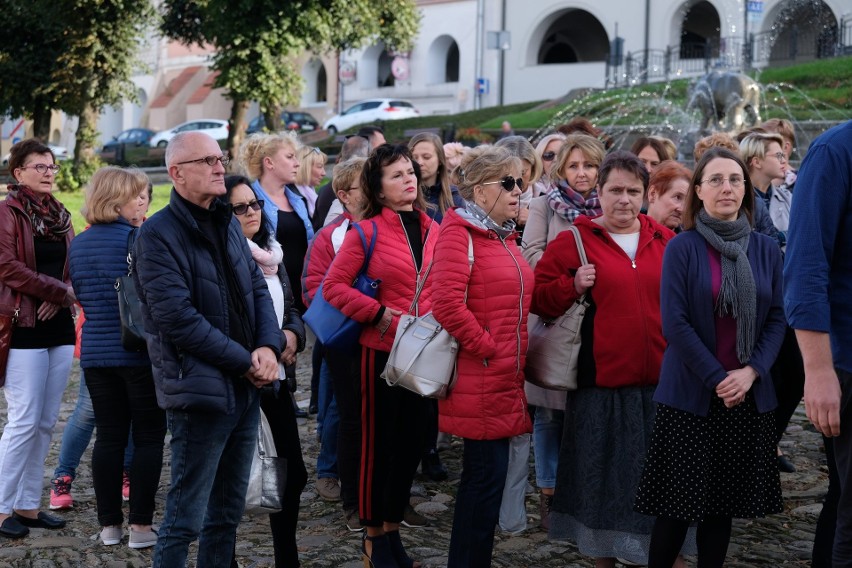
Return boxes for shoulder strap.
[567,224,589,303]
[125,228,139,277]
[408,229,475,314]
[353,220,377,274]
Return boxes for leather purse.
[115,229,147,352]
[382,232,473,399]
[525,224,589,391]
[244,409,287,515]
[303,221,380,352]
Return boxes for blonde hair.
[739,131,785,166]
[535,133,567,156]
[409,132,454,214]
[238,132,299,180]
[496,135,543,185]
[295,145,328,186]
[456,145,521,201]
[83,167,150,225]
[332,157,366,195]
[550,134,606,184]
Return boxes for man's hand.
[246,346,279,387]
[796,330,842,437]
[281,331,298,366]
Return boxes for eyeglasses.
[700,175,745,189]
[541,151,556,162]
[482,176,525,192]
[232,199,264,215]
[771,152,787,163]
[19,163,61,174]
[176,153,231,167]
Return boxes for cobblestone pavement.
[0,342,830,567]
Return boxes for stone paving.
[0,341,830,567]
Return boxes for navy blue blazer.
[653,230,786,416]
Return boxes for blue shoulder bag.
[303,221,380,352]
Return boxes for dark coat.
[133,189,282,414]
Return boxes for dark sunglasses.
[232,199,264,215]
[482,176,525,192]
[541,151,556,161]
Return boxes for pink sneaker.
[122,471,130,502]
[50,475,73,510]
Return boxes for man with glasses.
[132,131,282,567]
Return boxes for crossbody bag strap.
[125,228,139,277]
[567,224,589,304]
[353,220,377,275]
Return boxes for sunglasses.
[232,199,264,215]
[541,151,556,161]
[482,176,525,192]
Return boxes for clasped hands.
[716,366,757,408]
[245,346,280,387]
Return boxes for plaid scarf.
[7,184,72,241]
[545,180,601,222]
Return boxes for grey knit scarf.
[694,208,756,364]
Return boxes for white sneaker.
[101,525,122,546]
[129,527,158,549]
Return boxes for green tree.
[160,0,420,158]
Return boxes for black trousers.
[86,365,166,527]
[326,346,362,511]
[262,386,308,567]
[359,347,428,526]
[772,327,805,443]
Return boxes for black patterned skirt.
[634,393,783,522]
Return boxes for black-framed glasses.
[700,175,745,189]
[771,151,787,163]
[176,153,231,167]
[232,199,264,215]
[482,176,525,192]
[20,163,61,174]
[541,151,556,162]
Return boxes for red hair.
[648,160,692,196]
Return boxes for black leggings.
[648,515,732,568]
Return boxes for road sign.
[476,78,489,95]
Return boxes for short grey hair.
[340,135,370,162]
[164,131,210,168]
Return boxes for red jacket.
[301,211,353,307]
[433,208,534,440]
[323,206,436,352]
[531,214,673,389]
[0,196,73,327]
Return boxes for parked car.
[246,111,320,135]
[99,128,157,166]
[2,144,69,167]
[322,99,420,135]
[149,119,229,147]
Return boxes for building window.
[535,9,608,64]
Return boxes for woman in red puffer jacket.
[431,145,534,568]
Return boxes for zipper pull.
[631,259,636,269]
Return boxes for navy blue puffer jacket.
[69,218,151,368]
[133,190,282,414]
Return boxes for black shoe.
[421,449,448,481]
[386,529,419,568]
[13,511,66,529]
[362,533,396,568]
[777,454,796,473]
[294,406,308,419]
[0,517,29,538]
[308,403,319,415]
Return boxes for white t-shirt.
[608,231,640,261]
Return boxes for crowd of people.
[0,116,850,568]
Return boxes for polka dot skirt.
[634,393,782,522]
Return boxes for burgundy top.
[707,245,740,372]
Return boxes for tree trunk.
[263,103,282,133]
[73,106,99,165]
[227,98,250,169]
[31,101,52,141]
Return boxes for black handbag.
[115,230,147,352]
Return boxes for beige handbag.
[382,233,474,399]
[525,224,589,391]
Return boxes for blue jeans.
[53,370,134,481]
[533,406,564,490]
[316,360,339,479]
[448,438,510,568]
[153,381,259,568]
